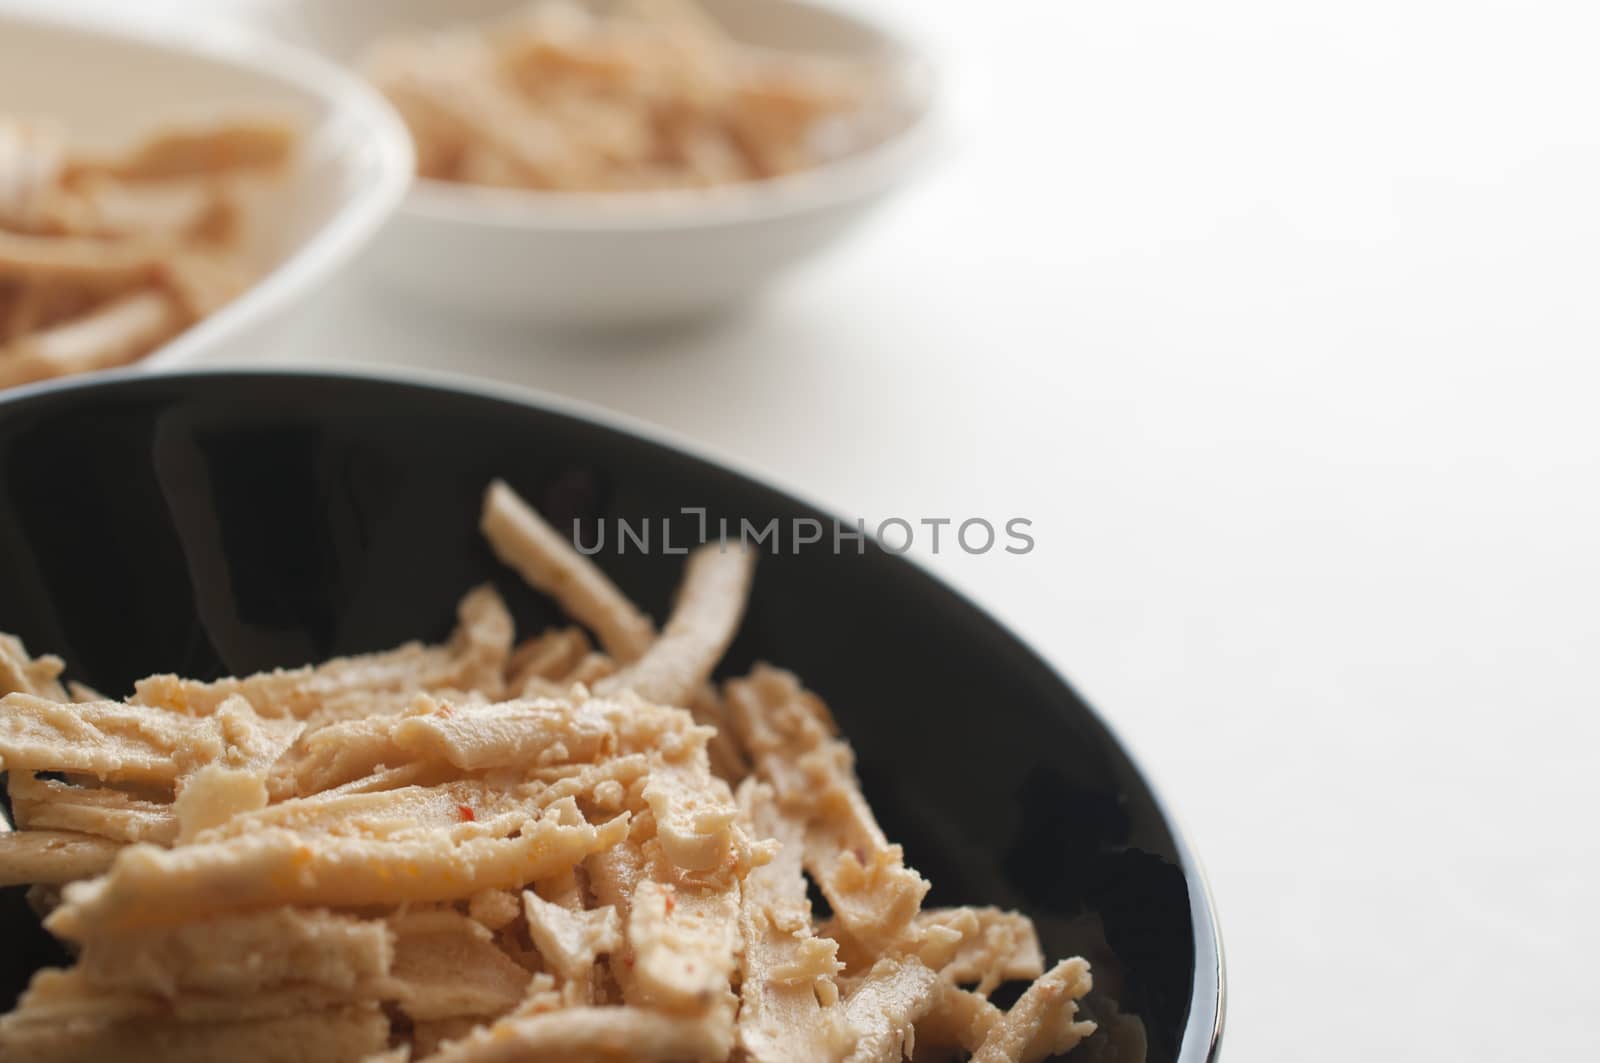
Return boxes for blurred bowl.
[0,3,413,371]
[252,0,940,327]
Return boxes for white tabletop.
[90,0,1600,1058]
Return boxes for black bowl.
[0,370,1222,1062]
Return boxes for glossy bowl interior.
[0,371,1220,1061]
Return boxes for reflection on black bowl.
[0,370,1223,1062]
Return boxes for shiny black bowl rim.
[0,367,1224,1061]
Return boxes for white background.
[109,0,1600,1058]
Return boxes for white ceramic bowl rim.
[0,2,415,370]
[393,0,943,232]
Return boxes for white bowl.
[0,3,413,370]
[252,0,938,327]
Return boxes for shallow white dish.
[253,0,938,327]
[0,3,413,370]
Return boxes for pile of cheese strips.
[0,480,1097,1063]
